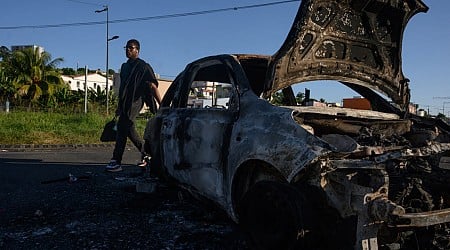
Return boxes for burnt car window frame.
[176,57,243,112]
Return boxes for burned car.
[144,0,450,249]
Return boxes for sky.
[1,0,449,115]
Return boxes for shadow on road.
[0,150,249,249]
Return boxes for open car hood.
[266,0,428,108]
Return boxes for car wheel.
[239,180,307,250]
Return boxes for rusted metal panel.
[290,106,400,120]
[292,109,411,137]
[268,0,428,107]
[227,95,332,183]
[439,156,450,170]
[392,208,450,227]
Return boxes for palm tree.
[296,92,304,105]
[9,47,64,107]
[0,46,11,61]
[270,91,285,105]
[0,47,14,103]
[0,65,15,103]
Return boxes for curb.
[0,143,115,152]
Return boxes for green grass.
[0,111,147,145]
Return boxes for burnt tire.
[239,181,307,250]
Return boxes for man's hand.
[151,82,162,105]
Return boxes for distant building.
[11,45,44,54]
[302,88,327,107]
[343,96,419,114]
[61,72,113,92]
[327,102,342,107]
[187,81,233,108]
[409,103,418,114]
[343,96,371,110]
[417,109,426,117]
[62,72,172,113]
[304,100,327,107]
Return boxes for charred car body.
[144,0,450,249]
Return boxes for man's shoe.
[137,156,151,169]
[137,160,147,168]
[106,160,122,172]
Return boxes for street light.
[106,35,119,115]
[108,35,119,41]
[96,5,119,116]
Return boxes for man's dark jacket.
[118,58,158,118]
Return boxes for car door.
[161,56,240,201]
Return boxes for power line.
[64,0,103,7]
[110,0,300,24]
[0,0,300,30]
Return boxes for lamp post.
[96,5,119,116]
[106,35,119,115]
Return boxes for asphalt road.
[0,146,249,249]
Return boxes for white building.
[188,81,233,108]
[63,72,173,113]
[62,73,113,92]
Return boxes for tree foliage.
[60,67,76,75]
[0,46,114,112]
[296,92,304,104]
[6,47,65,106]
[270,91,285,105]
[0,47,14,103]
[0,66,15,102]
[270,90,306,106]
[0,46,11,61]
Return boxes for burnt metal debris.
[143,0,449,249]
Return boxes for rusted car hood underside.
[267,0,428,107]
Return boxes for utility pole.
[84,65,88,114]
[96,6,119,116]
[425,105,430,115]
[433,97,450,115]
[443,102,450,116]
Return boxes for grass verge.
[0,111,147,145]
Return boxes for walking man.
[106,39,162,172]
